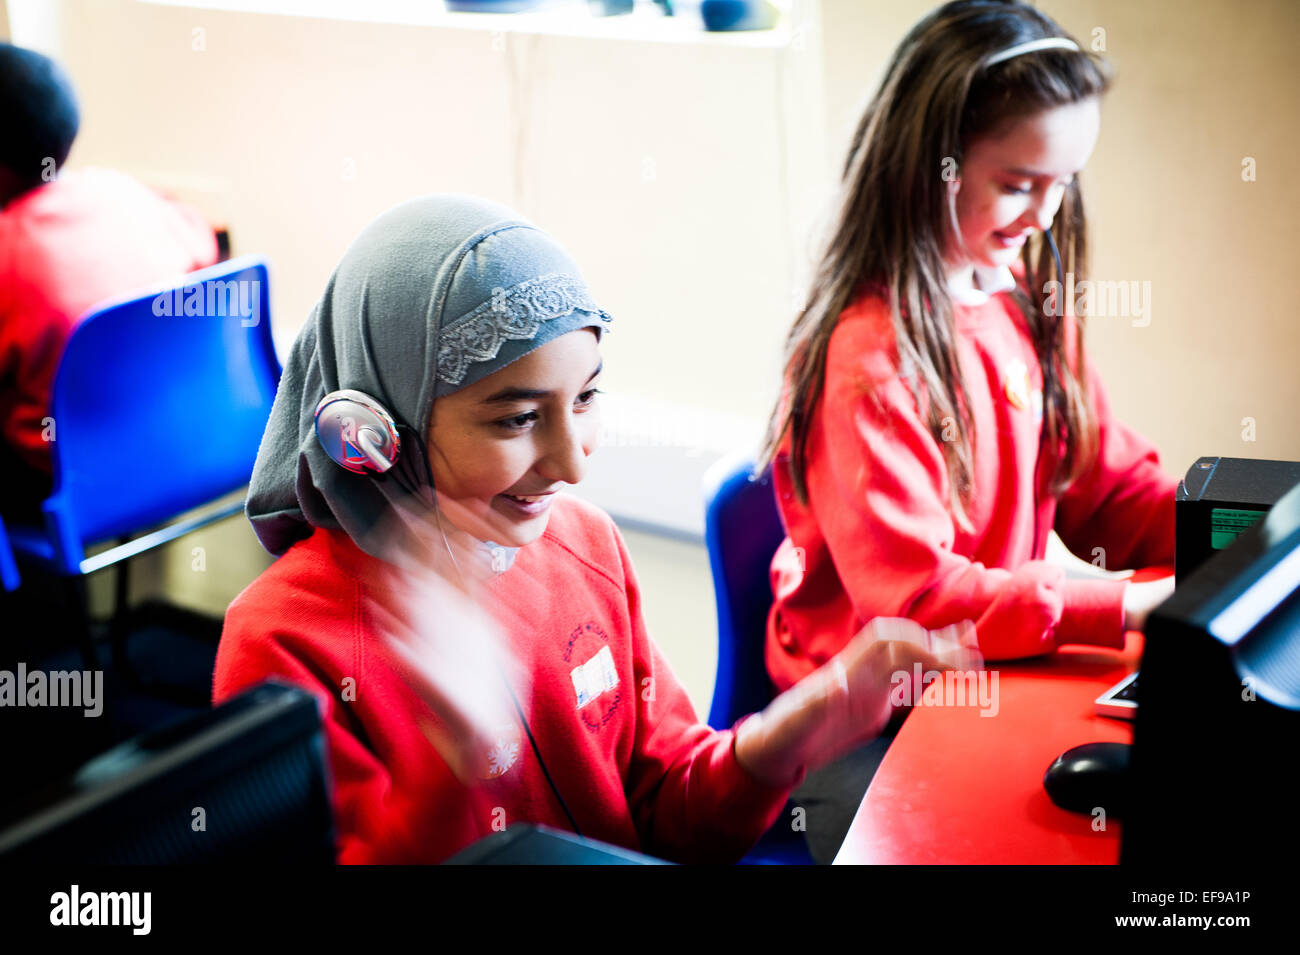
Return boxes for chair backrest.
[0,516,19,591]
[42,257,279,568]
[703,455,787,729]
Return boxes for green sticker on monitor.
[1211,507,1266,549]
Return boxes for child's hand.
[734,617,983,788]
[370,552,528,786]
[1122,576,1176,632]
[847,616,983,712]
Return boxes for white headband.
[985,37,1079,67]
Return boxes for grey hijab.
[246,194,612,563]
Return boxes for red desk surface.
[835,633,1141,865]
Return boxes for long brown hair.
[760,0,1111,529]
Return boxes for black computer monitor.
[1124,479,1300,866]
[1176,456,1300,581]
[0,681,335,864]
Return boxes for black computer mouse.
[1043,742,1131,817]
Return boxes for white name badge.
[571,645,620,710]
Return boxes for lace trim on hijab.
[436,272,612,387]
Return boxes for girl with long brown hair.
[761,0,1178,861]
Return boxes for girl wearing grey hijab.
[216,194,978,864]
[244,193,611,571]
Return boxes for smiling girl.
[759,1,1179,860]
[213,195,977,864]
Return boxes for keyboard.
[1094,671,1139,719]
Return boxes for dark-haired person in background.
[0,42,218,519]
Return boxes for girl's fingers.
[862,616,933,652]
[931,619,980,652]
[373,561,525,784]
[857,616,983,671]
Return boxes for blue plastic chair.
[4,256,280,676]
[702,454,812,864]
[703,455,788,730]
[0,515,19,592]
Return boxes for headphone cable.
[397,422,584,839]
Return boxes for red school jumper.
[214,493,790,864]
[766,283,1178,691]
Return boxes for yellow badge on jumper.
[1003,358,1031,411]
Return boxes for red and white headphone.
[313,389,401,475]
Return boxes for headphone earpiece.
[315,390,401,474]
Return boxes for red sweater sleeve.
[611,529,791,863]
[0,293,68,474]
[213,581,475,865]
[1052,357,1178,574]
[806,316,1125,661]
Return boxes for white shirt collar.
[437,520,519,576]
[479,540,519,575]
[948,264,1016,306]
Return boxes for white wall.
[11,0,826,540]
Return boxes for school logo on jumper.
[1002,358,1042,417]
[563,621,623,731]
